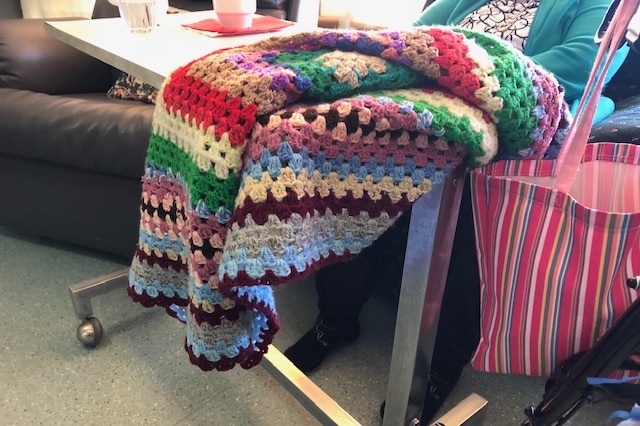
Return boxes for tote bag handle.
[553,0,640,194]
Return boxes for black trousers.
[315,181,480,368]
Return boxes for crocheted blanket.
[128,27,569,371]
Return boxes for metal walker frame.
[68,165,487,426]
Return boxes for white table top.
[45,11,308,88]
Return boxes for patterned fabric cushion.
[589,94,640,144]
[106,72,158,104]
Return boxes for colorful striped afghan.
[127,27,569,371]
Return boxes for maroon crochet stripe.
[127,285,184,309]
[185,338,270,372]
[187,298,281,338]
[135,247,189,273]
[231,189,411,227]
[188,301,242,325]
[186,292,280,372]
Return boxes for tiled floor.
[0,226,628,425]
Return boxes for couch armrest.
[0,18,114,94]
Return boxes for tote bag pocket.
[470,142,640,376]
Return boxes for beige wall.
[20,0,96,18]
[320,0,425,29]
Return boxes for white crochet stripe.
[463,35,504,115]
[379,88,499,164]
[153,94,245,179]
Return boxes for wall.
[20,0,96,18]
[320,0,426,28]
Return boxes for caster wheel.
[76,317,104,347]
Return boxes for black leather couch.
[0,0,311,259]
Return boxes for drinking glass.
[119,0,157,34]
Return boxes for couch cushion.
[0,88,153,179]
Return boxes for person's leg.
[315,251,374,328]
[284,212,411,373]
[283,250,374,372]
[285,179,481,395]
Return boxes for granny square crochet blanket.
[128,27,569,371]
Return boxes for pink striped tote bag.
[469,0,640,376]
[470,143,640,376]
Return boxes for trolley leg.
[259,166,486,426]
[262,347,362,425]
[69,267,129,347]
[67,169,481,424]
[383,166,483,426]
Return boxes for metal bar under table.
[67,166,485,425]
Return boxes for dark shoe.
[421,364,465,422]
[283,318,360,373]
[379,363,465,423]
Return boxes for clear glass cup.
[119,0,157,34]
